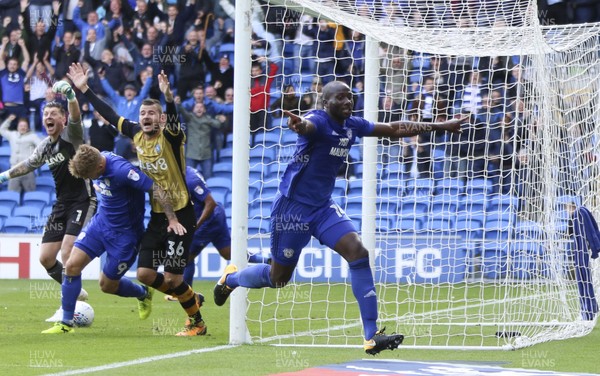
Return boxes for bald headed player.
[68,63,204,336]
[213,81,467,354]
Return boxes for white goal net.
[230,0,600,349]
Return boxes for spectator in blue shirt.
[100,70,153,121]
[0,38,30,128]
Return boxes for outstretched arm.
[196,194,216,228]
[159,70,180,135]
[369,116,467,138]
[284,110,316,136]
[68,63,121,128]
[0,160,37,183]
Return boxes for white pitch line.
[42,344,237,376]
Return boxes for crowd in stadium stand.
[0,0,598,199]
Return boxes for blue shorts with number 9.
[74,216,144,280]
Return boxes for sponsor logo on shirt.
[139,158,168,173]
[46,152,66,167]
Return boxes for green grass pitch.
[0,279,598,375]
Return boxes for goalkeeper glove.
[0,171,10,184]
[52,80,76,101]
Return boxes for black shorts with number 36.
[137,203,196,274]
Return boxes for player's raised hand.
[67,63,89,92]
[52,80,76,101]
[158,70,173,102]
[167,219,187,236]
[284,110,310,135]
[440,115,468,133]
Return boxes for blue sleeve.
[72,6,86,31]
[122,165,154,192]
[138,76,153,99]
[352,117,375,138]
[187,171,211,202]
[100,79,119,104]
[304,111,325,138]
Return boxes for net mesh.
[239,0,600,349]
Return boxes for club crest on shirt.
[127,169,140,181]
[155,144,161,153]
[194,185,204,195]
[283,248,295,259]
[136,146,144,155]
[346,129,352,139]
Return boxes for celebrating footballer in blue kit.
[213,81,466,354]
[42,145,186,334]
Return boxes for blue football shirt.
[94,152,153,230]
[279,110,374,207]
[186,166,225,222]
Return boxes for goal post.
[229,0,600,349]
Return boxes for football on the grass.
[73,301,94,327]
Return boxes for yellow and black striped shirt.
[116,102,189,212]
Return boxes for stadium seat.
[218,148,233,164]
[353,163,363,179]
[405,178,435,196]
[435,178,465,195]
[210,190,228,206]
[376,216,394,232]
[211,162,233,178]
[379,178,404,198]
[455,218,483,240]
[0,205,12,220]
[254,130,283,147]
[2,217,32,233]
[384,163,408,181]
[488,194,519,214]
[250,145,278,164]
[22,191,51,210]
[225,134,234,149]
[41,206,53,218]
[331,179,348,206]
[38,163,52,177]
[281,129,297,145]
[458,192,488,214]
[485,212,514,227]
[0,191,20,210]
[206,177,232,192]
[423,218,454,235]
[396,217,422,232]
[248,204,271,219]
[35,176,56,194]
[483,214,511,240]
[431,193,461,215]
[376,199,398,216]
[465,178,493,195]
[247,218,269,235]
[399,194,430,214]
[481,241,509,279]
[13,205,42,219]
[0,145,10,158]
